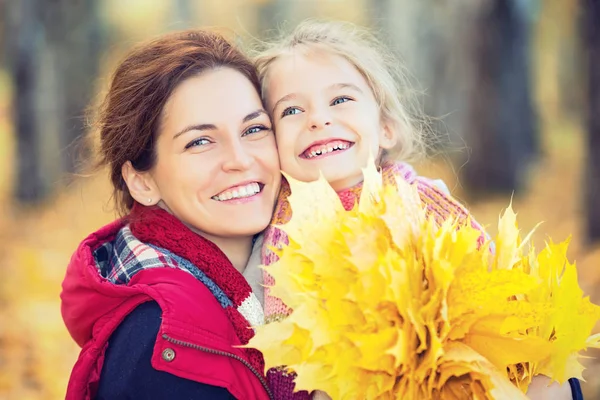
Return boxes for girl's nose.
[308,109,332,131]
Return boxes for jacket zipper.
[162,333,274,400]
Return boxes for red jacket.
[60,219,271,400]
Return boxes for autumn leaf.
[247,159,600,399]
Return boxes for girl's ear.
[379,119,397,150]
[121,161,161,206]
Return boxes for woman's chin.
[211,216,271,238]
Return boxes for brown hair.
[94,29,260,215]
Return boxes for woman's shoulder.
[69,218,125,267]
[97,301,236,399]
[62,218,129,347]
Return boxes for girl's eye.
[185,137,211,149]
[281,107,302,117]
[331,96,352,106]
[243,125,270,136]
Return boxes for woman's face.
[147,67,281,241]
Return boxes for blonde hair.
[253,19,429,163]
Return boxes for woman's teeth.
[212,182,261,201]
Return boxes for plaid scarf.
[95,204,265,374]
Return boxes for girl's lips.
[300,140,354,159]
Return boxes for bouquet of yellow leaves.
[248,162,600,400]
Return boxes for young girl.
[255,20,579,400]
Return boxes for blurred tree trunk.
[6,0,103,203]
[584,0,600,241]
[462,0,539,196]
[41,0,104,175]
[256,0,321,39]
[257,0,292,39]
[371,0,452,145]
[7,0,46,202]
[0,0,6,64]
[172,0,193,29]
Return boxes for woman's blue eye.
[243,125,269,136]
[281,107,302,117]
[332,96,351,106]
[185,138,211,149]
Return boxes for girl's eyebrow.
[271,93,298,114]
[328,82,363,93]
[271,83,362,115]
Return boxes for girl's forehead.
[269,48,361,81]
[264,49,378,109]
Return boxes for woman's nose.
[222,142,253,172]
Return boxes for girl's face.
[143,67,281,242]
[264,49,396,191]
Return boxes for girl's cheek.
[282,142,296,158]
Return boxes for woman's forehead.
[161,69,263,131]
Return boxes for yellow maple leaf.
[491,209,600,386]
[435,342,529,399]
[248,161,600,399]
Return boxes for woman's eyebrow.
[172,110,266,140]
[173,123,216,139]
[243,109,267,123]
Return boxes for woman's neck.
[185,224,253,273]
[155,202,254,273]
[206,235,254,273]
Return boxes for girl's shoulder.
[389,161,486,234]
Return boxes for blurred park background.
[0,0,599,399]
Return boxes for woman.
[60,30,281,399]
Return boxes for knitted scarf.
[260,161,487,399]
[121,204,266,376]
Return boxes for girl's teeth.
[306,142,350,159]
